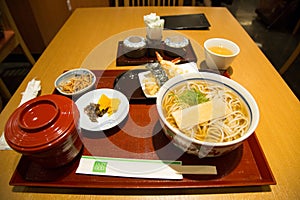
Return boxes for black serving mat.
[161,13,211,30]
[116,41,197,66]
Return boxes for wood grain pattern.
[0,7,299,200]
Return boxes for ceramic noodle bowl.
[156,72,259,157]
[5,94,83,168]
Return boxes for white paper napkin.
[0,133,11,150]
[0,78,41,150]
[144,13,164,28]
[19,78,41,106]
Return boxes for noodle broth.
[162,79,250,144]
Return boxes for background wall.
[6,0,110,54]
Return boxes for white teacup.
[204,38,240,70]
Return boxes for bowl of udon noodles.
[156,72,259,157]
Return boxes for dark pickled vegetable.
[84,103,108,122]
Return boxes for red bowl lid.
[5,94,79,152]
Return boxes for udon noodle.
[162,80,250,143]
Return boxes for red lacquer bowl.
[5,94,83,168]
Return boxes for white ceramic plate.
[138,62,199,98]
[54,68,96,96]
[75,88,129,131]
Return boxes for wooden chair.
[279,17,300,75]
[115,0,195,6]
[279,42,300,75]
[0,0,35,100]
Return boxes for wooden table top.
[0,6,299,200]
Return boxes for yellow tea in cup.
[204,38,240,70]
[209,46,233,56]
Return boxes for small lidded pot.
[164,35,189,57]
[5,94,83,168]
[123,36,147,58]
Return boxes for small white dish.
[55,68,96,96]
[75,88,129,131]
[138,62,199,98]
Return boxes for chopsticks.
[170,165,217,175]
[76,156,217,180]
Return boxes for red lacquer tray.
[9,70,276,190]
